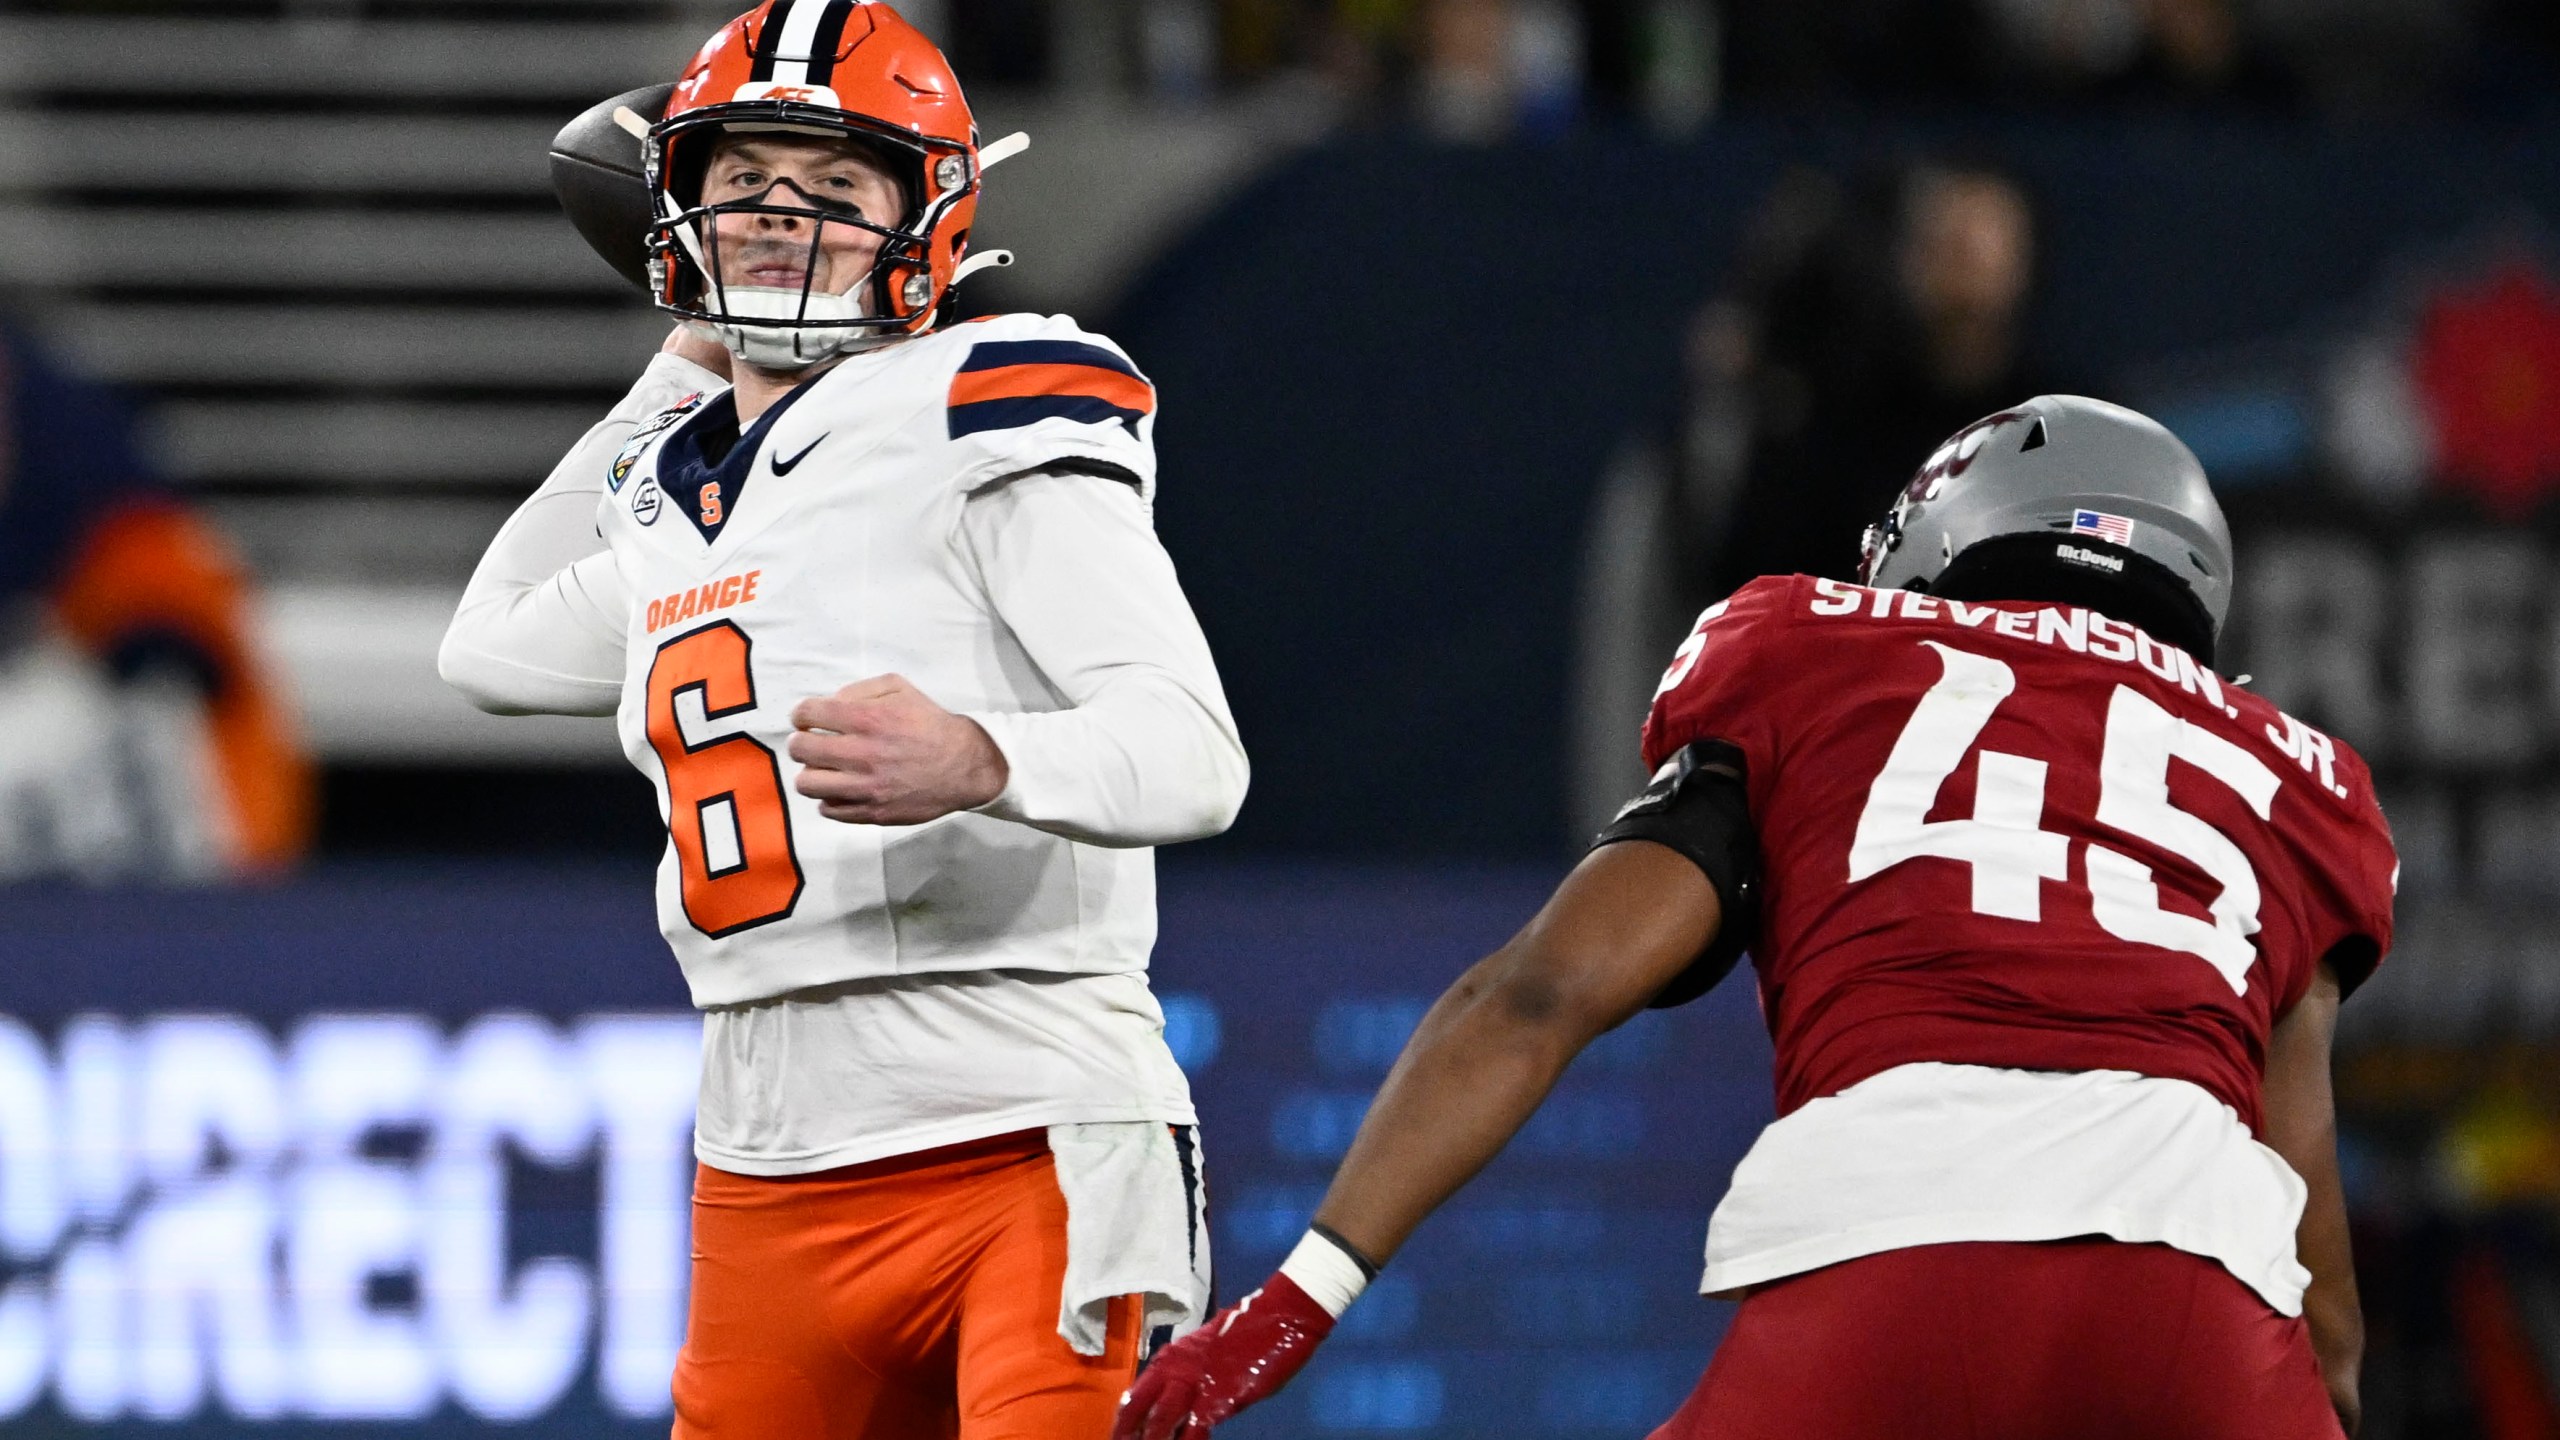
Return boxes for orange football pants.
[673,1130,1143,1440]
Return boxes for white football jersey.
[597,313,1169,1007]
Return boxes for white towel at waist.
[1049,1121,1212,1355]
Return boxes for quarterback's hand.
[1114,1274,1335,1440]
[788,675,1008,825]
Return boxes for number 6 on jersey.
[645,621,805,937]
[1848,640,2282,994]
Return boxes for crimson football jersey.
[1643,574,2397,1134]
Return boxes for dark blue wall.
[1114,117,2560,857]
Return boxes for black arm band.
[1308,1221,1383,1280]
[1590,739,1760,1009]
[2324,937,2379,1001]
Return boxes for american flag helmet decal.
[2070,509,2136,545]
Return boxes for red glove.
[1114,1271,1337,1440]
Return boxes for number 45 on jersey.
[1848,642,2283,996]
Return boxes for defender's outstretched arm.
[1310,840,1722,1263]
[1114,839,1725,1440]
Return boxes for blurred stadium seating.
[0,0,1288,779]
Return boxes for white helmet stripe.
[767,0,834,86]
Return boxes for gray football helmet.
[1858,395,2233,639]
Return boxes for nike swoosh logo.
[769,434,827,475]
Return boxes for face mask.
[677,177,905,369]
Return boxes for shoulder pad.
[941,316,1158,498]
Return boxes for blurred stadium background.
[2,0,2558,1434]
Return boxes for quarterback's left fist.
[1115,1273,1335,1440]
[788,674,1007,825]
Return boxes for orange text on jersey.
[648,569,761,634]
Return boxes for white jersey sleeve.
[940,315,1158,501]
[439,353,725,715]
[956,468,1246,847]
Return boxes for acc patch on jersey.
[610,391,707,492]
[947,340,1154,439]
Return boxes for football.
[548,82,676,292]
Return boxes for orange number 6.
[646,621,804,937]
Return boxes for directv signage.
[0,1010,698,1425]
[3,862,1772,1437]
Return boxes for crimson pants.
[1651,1240,2345,1440]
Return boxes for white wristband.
[1278,1229,1373,1319]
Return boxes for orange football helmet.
[646,1,994,366]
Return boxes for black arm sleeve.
[1589,740,1760,1009]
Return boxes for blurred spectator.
[0,322,312,881]
[1673,160,2057,606]
[935,0,2547,121]
[1418,0,1516,134]
[1288,0,1586,137]
[1980,0,2300,107]
[1414,0,1583,136]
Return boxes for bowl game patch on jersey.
[612,391,708,492]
